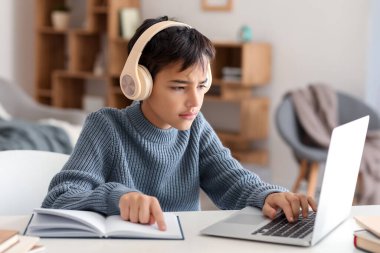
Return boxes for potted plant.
[51,4,70,29]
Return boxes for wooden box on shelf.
[211,41,271,86]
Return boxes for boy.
[42,16,316,231]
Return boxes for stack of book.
[222,67,241,82]
[0,230,44,253]
[354,216,380,252]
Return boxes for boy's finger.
[150,200,166,231]
[120,203,130,221]
[149,214,155,225]
[272,195,295,222]
[287,195,300,219]
[308,196,318,211]
[139,198,151,224]
[129,203,139,223]
[267,194,294,222]
[262,203,277,219]
[300,196,309,218]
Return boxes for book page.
[105,213,183,239]
[355,230,380,244]
[30,208,107,237]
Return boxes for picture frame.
[201,0,233,12]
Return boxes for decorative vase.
[239,25,253,42]
[51,11,70,29]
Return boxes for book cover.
[355,216,380,238]
[27,244,46,253]
[354,230,380,253]
[24,208,184,240]
[0,230,19,253]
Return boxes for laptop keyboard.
[252,211,316,239]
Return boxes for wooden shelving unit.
[35,1,271,164]
[205,42,271,165]
[35,0,138,109]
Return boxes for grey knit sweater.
[42,102,286,215]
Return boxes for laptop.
[201,116,369,247]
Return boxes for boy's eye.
[198,85,208,90]
[171,86,185,91]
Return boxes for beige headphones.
[119,20,212,101]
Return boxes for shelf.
[93,6,108,14]
[109,39,129,76]
[211,42,271,85]
[216,131,268,165]
[53,70,107,80]
[37,26,69,34]
[112,86,123,94]
[110,37,129,43]
[206,84,253,100]
[212,79,241,86]
[217,131,250,143]
[37,88,52,97]
[70,29,100,36]
[231,149,268,165]
[205,96,250,103]
[211,79,267,88]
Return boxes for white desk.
[1,205,378,253]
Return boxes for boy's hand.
[119,192,166,231]
[262,192,317,222]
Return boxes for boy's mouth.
[179,112,197,120]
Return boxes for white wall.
[0,0,15,82]
[13,0,35,95]
[141,0,370,188]
[366,0,380,112]
[0,0,35,95]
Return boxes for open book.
[24,208,183,240]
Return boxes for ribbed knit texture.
[42,101,287,215]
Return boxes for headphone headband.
[124,21,191,74]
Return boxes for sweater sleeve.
[198,116,288,210]
[42,111,137,215]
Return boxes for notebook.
[201,115,369,247]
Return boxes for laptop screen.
[311,116,369,245]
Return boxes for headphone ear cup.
[136,65,153,100]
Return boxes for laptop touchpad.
[224,214,265,225]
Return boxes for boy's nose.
[186,89,202,108]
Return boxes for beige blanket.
[290,84,380,204]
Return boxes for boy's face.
[141,60,209,130]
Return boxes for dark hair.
[128,16,215,80]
